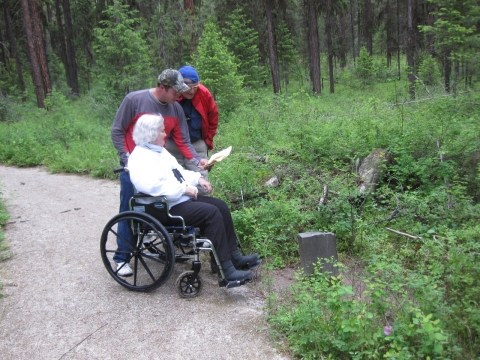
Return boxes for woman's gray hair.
[132,114,165,145]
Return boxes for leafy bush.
[0,74,479,359]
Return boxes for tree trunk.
[266,0,280,93]
[453,59,459,97]
[407,0,415,99]
[326,0,334,93]
[426,0,435,56]
[396,0,400,79]
[357,1,362,55]
[184,0,196,53]
[30,0,51,96]
[21,0,45,108]
[0,26,7,70]
[365,0,373,55]
[54,0,70,86]
[63,0,79,94]
[385,0,393,67]
[350,0,356,66]
[338,11,347,68]
[4,5,26,101]
[306,0,321,93]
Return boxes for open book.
[206,146,232,169]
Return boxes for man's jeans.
[113,166,135,263]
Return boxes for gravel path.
[0,165,289,360]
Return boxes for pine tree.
[275,19,299,92]
[420,0,480,93]
[93,0,153,96]
[194,21,243,113]
[222,6,266,89]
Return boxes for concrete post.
[298,232,339,276]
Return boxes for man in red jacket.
[166,65,219,196]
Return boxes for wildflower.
[384,325,393,336]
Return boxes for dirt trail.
[0,165,289,360]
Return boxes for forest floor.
[0,165,296,359]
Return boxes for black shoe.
[231,249,259,270]
[220,259,252,282]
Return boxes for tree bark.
[63,0,79,94]
[54,0,69,86]
[350,0,356,66]
[4,5,26,101]
[0,26,7,70]
[364,0,373,55]
[326,0,334,93]
[338,10,347,68]
[184,0,196,53]
[396,0,400,79]
[21,0,45,108]
[30,0,51,96]
[407,0,415,99]
[266,0,280,93]
[306,0,321,93]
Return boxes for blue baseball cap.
[178,66,199,83]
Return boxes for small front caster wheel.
[176,271,202,298]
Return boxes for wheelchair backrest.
[130,193,169,223]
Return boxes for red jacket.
[178,84,218,150]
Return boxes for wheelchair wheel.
[175,271,202,298]
[100,211,175,292]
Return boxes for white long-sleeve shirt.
[128,144,201,208]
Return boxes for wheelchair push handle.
[114,166,128,174]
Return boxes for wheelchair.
[100,181,253,298]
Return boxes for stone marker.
[298,232,339,276]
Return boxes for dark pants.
[113,163,135,263]
[167,197,238,262]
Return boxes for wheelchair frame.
[100,192,248,298]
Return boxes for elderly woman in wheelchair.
[100,114,261,297]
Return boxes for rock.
[358,148,391,194]
[264,176,279,187]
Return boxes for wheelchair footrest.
[218,278,246,288]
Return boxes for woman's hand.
[184,184,198,200]
[198,177,212,195]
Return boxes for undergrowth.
[0,76,479,357]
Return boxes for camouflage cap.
[158,69,190,93]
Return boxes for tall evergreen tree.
[266,0,281,93]
[21,0,44,108]
[223,6,266,89]
[306,0,321,93]
[194,21,243,113]
[4,3,26,100]
[275,19,299,91]
[93,0,152,96]
[420,0,480,94]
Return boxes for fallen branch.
[390,91,468,107]
[319,186,328,206]
[372,208,401,225]
[385,227,422,239]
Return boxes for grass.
[0,69,479,357]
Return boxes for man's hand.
[197,158,209,170]
[198,177,212,195]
